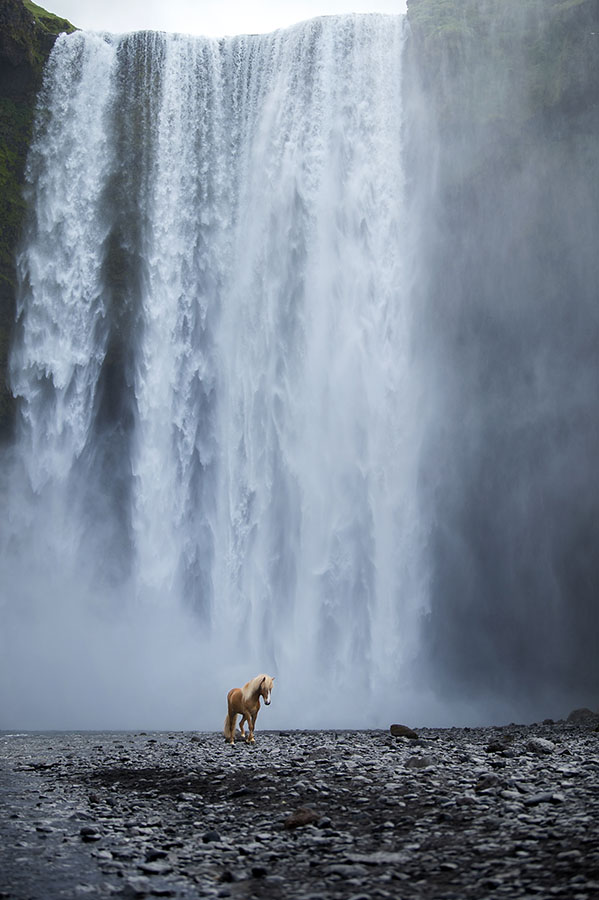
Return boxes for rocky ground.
[1,720,598,899]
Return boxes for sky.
[51,1,407,38]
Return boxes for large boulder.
[567,707,599,723]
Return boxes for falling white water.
[0,15,430,730]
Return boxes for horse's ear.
[260,676,265,685]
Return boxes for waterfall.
[1,15,430,729]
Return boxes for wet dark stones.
[1,724,598,899]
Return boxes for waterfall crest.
[1,15,427,729]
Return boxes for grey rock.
[202,829,221,843]
[145,847,168,861]
[522,791,557,806]
[557,849,582,860]
[475,773,501,791]
[405,755,434,769]
[137,861,173,875]
[120,876,151,897]
[326,863,369,877]
[526,737,556,754]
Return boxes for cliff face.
[404,0,599,709]
[0,0,75,439]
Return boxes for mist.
[403,0,599,716]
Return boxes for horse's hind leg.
[239,715,248,741]
[226,712,238,745]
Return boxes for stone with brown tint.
[284,807,320,829]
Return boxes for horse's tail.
[224,713,238,741]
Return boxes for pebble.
[526,737,556,754]
[284,807,320,828]
[405,755,434,769]
[1,722,597,899]
[202,830,221,843]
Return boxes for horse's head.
[260,675,274,705]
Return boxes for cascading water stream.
[0,14,428,729]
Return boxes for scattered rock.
[137,861,173,876]
[120,876,150,897]
[556,849,582,860]
[284,807,320,829]
[390,724,418,739]
[202,829,221,842]
[326,863,369,877]
[526,737,555,754]
[523,791,565,806]
[405,755,434,769]
[79,825,101,842]
[229,786,250,798]
[475,773,501,792]
[2,725,598,899]
[145,847,168,861]
[219,869,235,883]
[251,865,268,878]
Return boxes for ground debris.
[1,724,598,899]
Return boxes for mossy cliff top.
[0,0,76,440]
[0,0,76,97]
[406,0,599,127]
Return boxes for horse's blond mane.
[241,673,273,702]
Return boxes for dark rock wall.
[404,0,599,711]
[0,0,75,440]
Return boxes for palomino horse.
[224,674,274,744]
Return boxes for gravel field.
[1,721,598,899]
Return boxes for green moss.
[22,0,77,37]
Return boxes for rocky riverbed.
[1,721,598,899]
